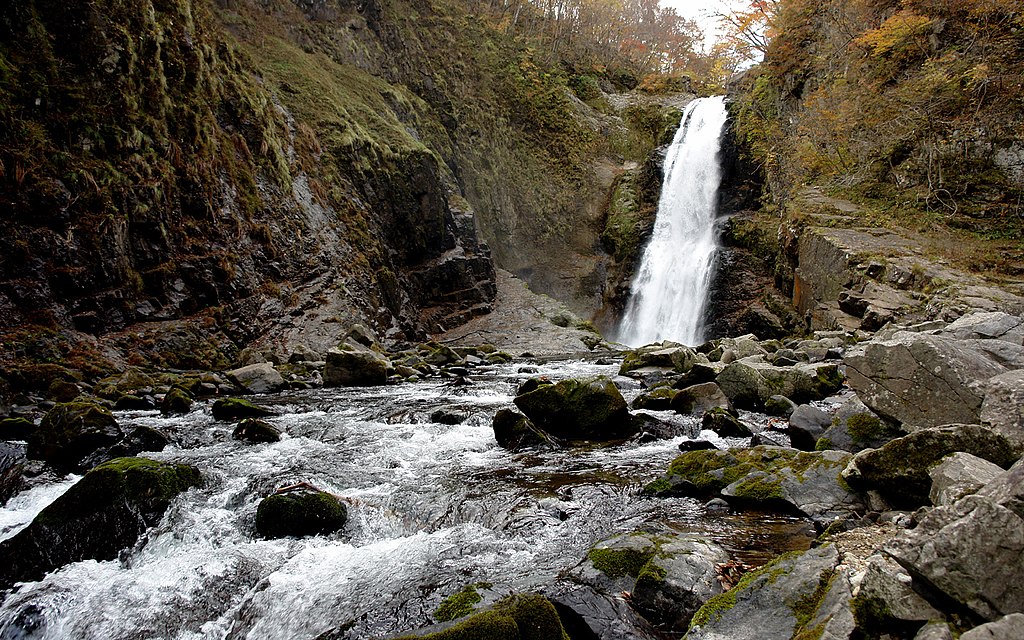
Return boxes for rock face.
[0,457,201,589]
[929,452,1003,506]
[980,370,1024,454]
[686,545,847,640]
[323,348,391,387]
[255,487,347,538]
[513,376,637,443]
[844,332,1008,429]
[27,401,124,472]
[227,363,286,394]
[842,425,1017,508]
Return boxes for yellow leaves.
[855,9,934,58]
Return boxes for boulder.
[686,545,849,640]
[841,425,1017,508]
[678,439,717,452]
[255,487,347,538]
[544,582,661,640]
[816,396,899,453]
[392,594,570,640]
[961,614,1024,640]
[160,387,194,415]
[80,425,170,469]
[114,394,156,410]
[27,401,124,472]
[492,409,556,450]
[94,368,156,399]
[844,333,1008,428]
[701,408,752,438]
[344,323,380,349]
[764,395,797,417]
[671,383,733,416]
[227,363,286,394]
[977,457,1024,518]
[619,345,700,376]
[513,376,637,443]
[851,553,944,637]
[886,494,1024,621]
[323,347,390,387]
[914,622,955,640]
[288,344,323,364]
[980,370,1024,454]
[716,361,844,410]
[211,398,275,421]
[787,405,831,451]
[1,442,25,505]
[633,413,692,441]
[940,311,1024,343]
[232,419,282,444]
[0,457,201,589]
[0,417,34,441]
[929,452,1003,506]
[631,387,677,411]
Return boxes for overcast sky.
[661,0,733,49]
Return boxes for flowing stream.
[0,360,809,639]
[618,96,729,347]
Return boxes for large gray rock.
[853,553,943,634]
[915,622,955,640]
[686,545,846,640]
[631,536,729,633]
[323,347,390,387]
[886,495,1024,621]
[977,456,1024,518]
[816,396,900,453]
[961,613,1024,640]
[492,409,556,451]
[844,332,1008,428]
[671,383,732,416]
[227,363,286,394]
[620,345,701,376]
[929,452,1003,506]
[980,370,1024,454]
[842,425,1018,508]
[940,311,1024,343]
[513,376,637,443]
[543,582,661,640]
[787,404,832,451]
[716,361,844,410]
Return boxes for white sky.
[660,0,735,50]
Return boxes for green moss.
[435,583,489,622]
[851,594,893,638]
[641,477,673,496]
[814,437,833,451]
[688,551,798,630]
[587,546,655,579]
[211,398,274,421]
[731,475,784,501]
[395,594,568,640]
[845,413,884,443]
[634,561,667,593]
[791,569,835,640]
[255,490,347,539]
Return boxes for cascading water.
[617,96,729,347]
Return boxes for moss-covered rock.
[0,457,201,589]
[513,376,637,443]
[492,409,557,451]
[27,401,124,471]
[232,418,282,444]
[394,594,569,640]
[435,582,493,623]
[160,387,194,415]
[631,386,678,411]
[211,398,274,421]
[0,417,35,441]
[701,407,752,437]
[619,345,700,376]
[255,487,346,538]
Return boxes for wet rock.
[980,370,1024,454]
[323,347,390,387]
[1,442,25,504]
[701,408,752,437]
[844,333,1009,429]
[631,387,677,411]
[232,419,282,444]
[81,426,170,468]
[764,395,797,417]
[227,363,286,394]
[716,361,844,410]
[929,452,1003,506]
[0,457,201,589]
[816,396,899,453]
[787,404,831,451]
[671,382,733,416]
[687,545,847,640]
[114,394,157,411]
[393,593,570,640]
[619,345,701,376]
[0,417,34,441]
[961,613,1024,640]
[886,494,1024,621]
[255,487,347,538]
[544,582,661,640]
[211,398,274,421]
[431,409,468,425]
[851,553,943,636]
[678,439,717,452]
[492,409,556,450]
[632,413,691,441]
[841,425,1017,509]
[27,401,124,472]
[513,376,637,443]
[160,388,194,415]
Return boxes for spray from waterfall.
[617,96,729,347]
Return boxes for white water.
[618,96,729,347]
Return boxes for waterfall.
[617,96,729,347]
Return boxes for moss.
[435,583,488,622]
[641,477,673,496]
[791,569,835,640]
[814,437,833,451]
[689,551,799,630]
[730,475,784,501]
[845,413,884,444]
[211,398,274,421]
[587,546,655,579]
[851,594,893,638]
[395,594,568,640]
[255,489,347,539]
[634,561,667,593]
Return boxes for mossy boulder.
[816,396,901,453]
[160,387,194,415]
[434,582,493,623]
[255,487,347,538]
[620,345,700,376]
[672,383,733,416]
[323,347,390,387]
[513,376,637,443]
[842,425,1018,508]
[27,401,124,472]
[492,409,557,451]
[701,407,752,437]
[211,398,274,421]
[95,368,156,400]
[0,457,201,589]
[716,361,845,411]
[631,386,678,411]
[232,418,282,444]
[46,379,81,402]
[0,417,34,441]
[393,594,569,640]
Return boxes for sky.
[660,0,733,50]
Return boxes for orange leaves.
[854,9,935,58]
